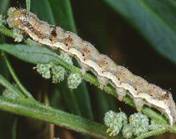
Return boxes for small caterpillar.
[7,7,176,125]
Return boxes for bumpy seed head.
[13,28,23,42]
[51,65,66,83]
[67,73,82,89]
[122,124,133,139]
[104,111,127,136]
[129,113,149,136]
[104,111,117,127]
[35,63,52,79]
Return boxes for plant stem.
[0,25,14,38]
[12,118,18,139]
[26,0,31,11]
[0,25,34,99]
[0,74,24,98]
[0,96,118,139]
[135,122,176,138]
[135,126,168,139]
[3,54,34,99]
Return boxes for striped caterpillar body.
[7,7,176,125]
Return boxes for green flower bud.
[35,63,52,79]
[117,112,128,125]
[104,111,117,127]
[67,73,82,89]
[51,65,66,83]
[13,29,23,42]
[129,113,149,136]
[104,111,127,136]
[122,124,133,139]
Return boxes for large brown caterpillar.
[7,7,176,125]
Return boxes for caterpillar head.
[7,7,51,39]
[7,7,27,29]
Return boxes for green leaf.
[0,0,10,13]
[0,74,24,98]
[0,43,93,118]
[31,0,55,24]
[0,58,9,83]
[0,44,58,64]
[103,0,176,63]
[0,0,11,80]
[12,118,18,139]
[0,3,17,138]
[0,96,118,139]
[26,0,31,11]
[48,0,76,32]
[50,86,65,110]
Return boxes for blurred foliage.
[103,0,176,63]
[0,0,176,139]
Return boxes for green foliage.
[103,0,176,63]
[0,0,9,13]
[0,0,176,139]
[48,0,77,32]
[0,44,58,64]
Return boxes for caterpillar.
[7,7,176,125]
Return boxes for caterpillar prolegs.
[7,7,176,125]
